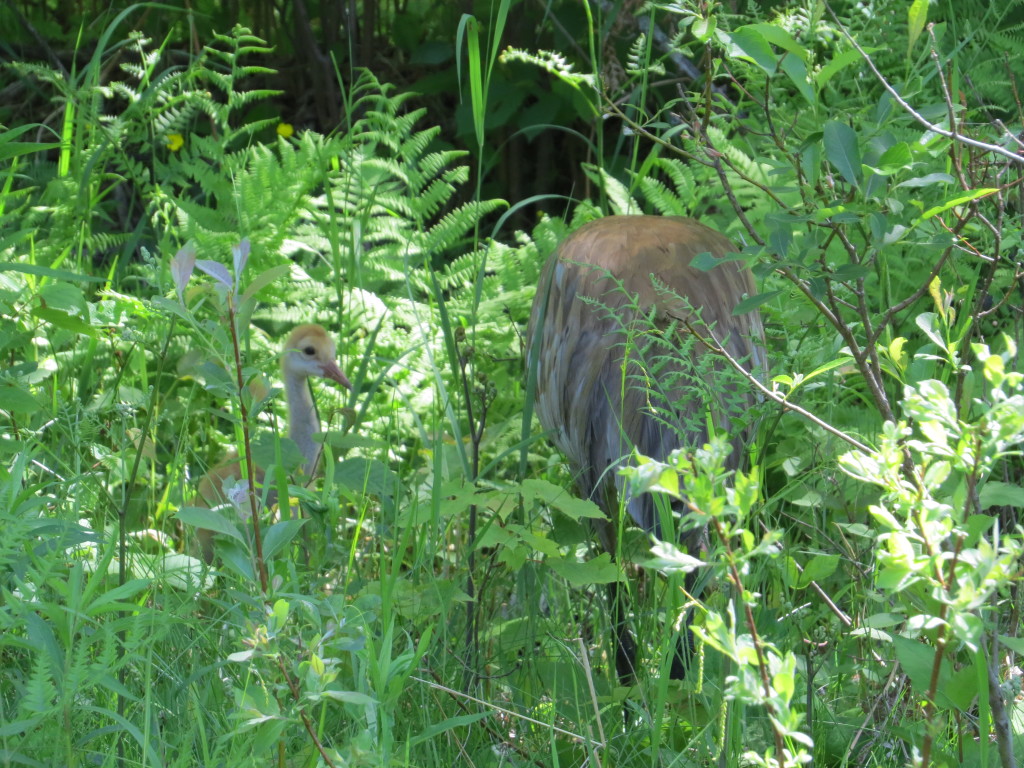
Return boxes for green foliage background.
[1,1,1023,767]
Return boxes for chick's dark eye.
[303,346,316,356]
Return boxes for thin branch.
[411,674,603,751]
[824,4,1023,166]
[678,316,873,454]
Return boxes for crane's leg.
[669,623,693,679]
[607,579,639,683]
[608,572,696,682]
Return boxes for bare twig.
[411,673,604,755]
[677,315,873,454]
[824,3,1024,166]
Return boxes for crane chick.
[194,324,351,563]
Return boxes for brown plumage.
[194,324,351,562]
[527,215,764,677]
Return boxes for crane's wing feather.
[528,216,765,551]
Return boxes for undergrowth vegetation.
[1,2,1022,767]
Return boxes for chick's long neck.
[283,366,323,478]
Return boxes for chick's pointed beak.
[320,360,353,391]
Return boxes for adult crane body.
[527,215,764,676]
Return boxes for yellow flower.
[276,122,295,138]
[166,133,184,152]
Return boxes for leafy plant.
[840,337,1024,767]
[3,1,1023,765]
[508,0,1024,765]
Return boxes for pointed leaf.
[733,290,781,314]
[547,552,623,585]
[918,188,997,221]
[195,259,232,290]
[170,244,196,302]
[726,27,777,74]
[232,239,250,282]
[907,0,928,55]
[823,121,862,186]
[176,506,246,543]
[262,519,306,560]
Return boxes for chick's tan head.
[282,324,352,390]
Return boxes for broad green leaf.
[907,0,928,56]
[964,514,995,546]
[896,172,954,189]
[521,478,605,520]
[862,612,905,628]
[690,249,752,270]
[176,506,246,543]
[642,539,704,574]
[33,307,96,336]
[918,188,998,221]
[334,457,397,500]
[724,27,777,74]
[916,313,945,349]
[944,661,979,712]
[823,121,862,186]
[0,384,41,414]
[921,456,950,487]
[547,552,623,585]
[584,165,636,215]
[750,24,807,60]
[998,634,1024,654]
[262,519,306,560]
[815,49,865,91]
[691,14,717,42]
[624,458,679,497]
[0,142,62,161]
[790,489,823,507]
[781,555,799,587]
[798,554,839,587]
[801,356,855,385]
[766,214,793,257]
[888,336,907,366]
[979,482,1024,509]
[879,142,912,167]
[733,290,782,314]
[195,259,232,289]
[85,579,151,616]
[150,295,192,321]
[893,635,941,696]
[271,598,289,627]
[779,53,814,105]
[252,434,306,474]
[40,282,87,314]
[321,690,376,706]
[869,502,902,531]
[507,525,562,558]
[868,142,913,175]
[832,264,871,280]
[834,522,873,538]
[690,251,721,271]
[981,352,1005,386]
[772,652,797,702]
[894,636,968,711]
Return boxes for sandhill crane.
[194,324,351,562]
[527,215,764,680]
